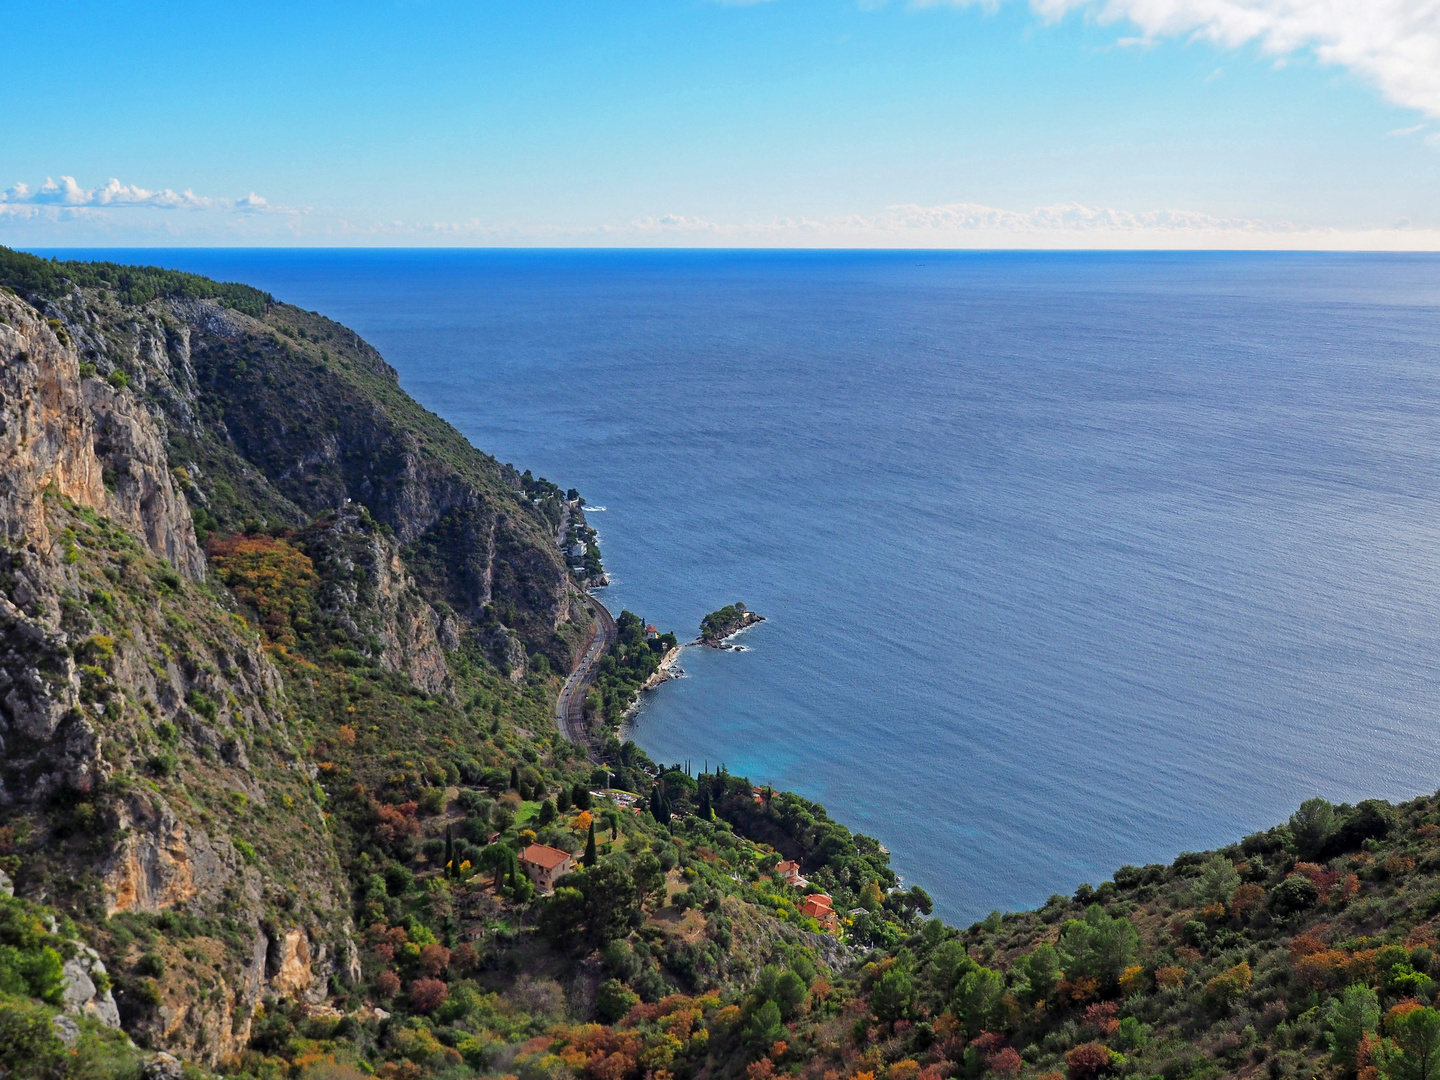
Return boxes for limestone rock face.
[302,507,452,697]
[103,793,237,915]
[62,943,121,1028]
[0,293,203,579]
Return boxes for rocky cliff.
[0,251,595,1067]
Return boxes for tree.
[870,967,915,1023]
[1066,1042,1116,1080]
[633,851,666,912]
[538,800,556,827]
[1290,798,1337,860]
[557,787,572,813]
[1190,855,1241,907]
[597,978,640,1022]
[989,1048,1024,1079]
[1203,962,1252,1014]
[927,939,976,996]
[478,843,518,890]
[651,785,671,825]
[859,881,884,912]
[572,784,593,811]
[1326,985,1381,1067]
[0,1001,70,1080]
[1383,1006,1440,1080]
[409,977,449,1013]
[1271,874,1320,916]
[1059,905,1140,990]
[444,825,455,878]
[373,970,401,999]
[953,966,1005,1036]
[510,765,520,792]
[772,970,809,1021]
[543,861,643,946]
[538,886,586,947]
[1016,944,1061,1005]
[583,822,598,867]
[743,1000,785,1050]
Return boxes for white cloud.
[933,0,1440,119]
[1,176,273,212]
[334,199,1440,250]
[1388,122,1426,135]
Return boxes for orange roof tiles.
[520,844,573,870]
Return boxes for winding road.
[556,588,617,761]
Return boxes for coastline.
[644,644,685,688]
[621,643,686,721]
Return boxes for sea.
[42,248,1440,924]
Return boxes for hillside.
[2,249,1439,1080]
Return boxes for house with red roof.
[519,844,576,893]
[799,893,840,932]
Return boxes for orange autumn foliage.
[1155,967,1186,989]
[1118,965,1147,996]
[206,534,316,647]
[1231,883,1266,919]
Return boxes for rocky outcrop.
[83,378,205,580]
[300,507,452,697]
[62,943,121,1028]
[102,793,242,915]
[0,292,202,579]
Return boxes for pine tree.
[583,822,598,867]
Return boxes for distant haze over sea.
[48,247,1440,924]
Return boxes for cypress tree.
[445,825,454,878]
[583,822,597,867]
[510,765,520,791]
[698,788,712,821]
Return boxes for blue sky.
[4,0,1439,248]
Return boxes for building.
[774,859,808,890]
[799,893,840,931]
[519,844,575,893]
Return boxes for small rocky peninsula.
[699,601,764,647]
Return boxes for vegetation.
[700,602,760,644]
[589,610,679,729]
[0,244,270,316]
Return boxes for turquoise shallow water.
[44,248,1440,924]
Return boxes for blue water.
[42,248,1440,924]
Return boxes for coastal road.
[556,588,617,761]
